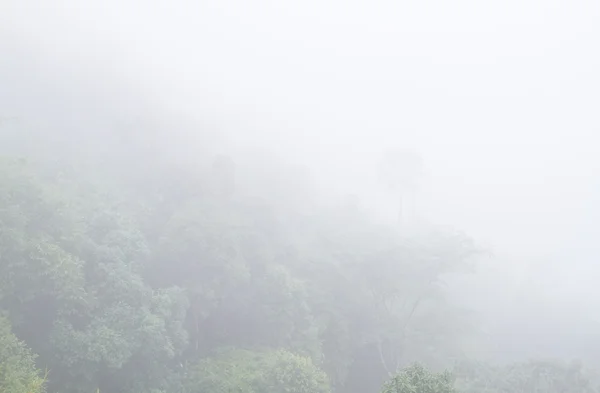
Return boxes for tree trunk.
[397,195,403,226]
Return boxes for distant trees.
[0,130,597,393]
[378,359,600,393]
[379,148,424,226]
[0,149,481,393]
[0,158,188,393]
[453,359,598,393]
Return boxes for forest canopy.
[0,129,598,393]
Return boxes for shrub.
[381,363,455,393]
[184,348,330,393]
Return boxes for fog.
[3,0,600,375]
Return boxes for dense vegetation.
[0,129,598,393]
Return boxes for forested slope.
[0,130,597,393]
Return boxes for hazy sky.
[3,0,600,296]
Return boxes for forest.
[0,126,598,393]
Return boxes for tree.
[0,130,511,393]
[0,158,189,393]
[379,148,424,226]
[0,316,47,393]
[280,202,479,393]
[453,359,599,393]
[381,363,455,393]
[184,348,331,393]
[351,228,478,379]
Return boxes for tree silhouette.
[379,148,424,226]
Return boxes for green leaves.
[454,359,599,393]
[185,348,330,393]
[0,151,483,393]
[381,363,455,393]
[0,316,46,393]
[0,157,191,393]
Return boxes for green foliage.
[184,348,330,393]
[0,158,189,393]
[0,316,46,393]
[454,359,598,393]
[1,140,578,393]
[381,363,455,393]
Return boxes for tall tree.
[379,148,424,226]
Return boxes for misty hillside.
[2,0,600,392]
[1,126,598,393]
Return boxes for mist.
[2,0,600,390]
